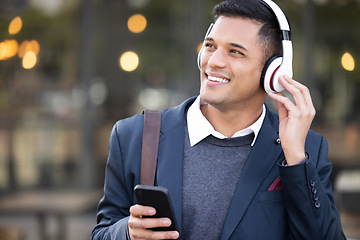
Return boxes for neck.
[200,102,264,138]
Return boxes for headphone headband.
[259,0,293,93]
[260,0,290,32]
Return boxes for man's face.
[200,16,266,111]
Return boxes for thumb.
[268,92,288,121]
[276,98,288,121]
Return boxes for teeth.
[208,75,229,83]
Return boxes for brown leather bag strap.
[141,110,161,186]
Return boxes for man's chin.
[200,94,224,107]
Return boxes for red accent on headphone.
[269,65,280,92]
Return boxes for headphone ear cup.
[260,55,282,93]
[197,45,204,70]
[197,23,214,71]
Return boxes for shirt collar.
[187,96,266,147]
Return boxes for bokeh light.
[9,16,22,35]
[18,40,40,58]
[0,40,19,60]
[341,52,355,72]
[127,14,147,34]
[22,51,37,69]
[0,42,6,60]
[197,42,203,53]
[119,51,139,72]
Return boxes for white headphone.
[197,0,293,93]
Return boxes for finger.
[283,75,307,93]
[130,228,179,240]
[275,98,288,121]
[129,216,172,230]
[278,76,308,112]
[268,92,288,120]
[281,75,316,118]
[282,75,314,110]
[268,90,298,117]
[130,204,156,217]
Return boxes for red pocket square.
[268,176,283,191]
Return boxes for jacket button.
[313,193,319,201]
[309,180,315,187]
[311,187,317,194]
[315,201,321,208]
[275,138,281,144]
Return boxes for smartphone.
[134,185,179,234]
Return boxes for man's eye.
[230,49,244,55]
[205,43,215,49]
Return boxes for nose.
[206,49,227,69]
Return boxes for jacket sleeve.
[278,134,346,240]
[91,116,143,240]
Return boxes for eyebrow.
[205,37,248,52]
[230,43,248,52]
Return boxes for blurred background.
[0,0,359,239]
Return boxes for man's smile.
[208,75,230,83]
[205,72,230,84]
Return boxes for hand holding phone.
[131,185,180,239]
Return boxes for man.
[91,0,346,239]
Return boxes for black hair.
[213,0,282,64]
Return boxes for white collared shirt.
[187,96,266,147]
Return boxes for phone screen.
[134,185,179,233]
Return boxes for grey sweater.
[182,125,254,240]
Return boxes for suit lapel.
[155,97,196,234]
[221,108,283,240]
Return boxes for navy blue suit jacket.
[92,97,346,240]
